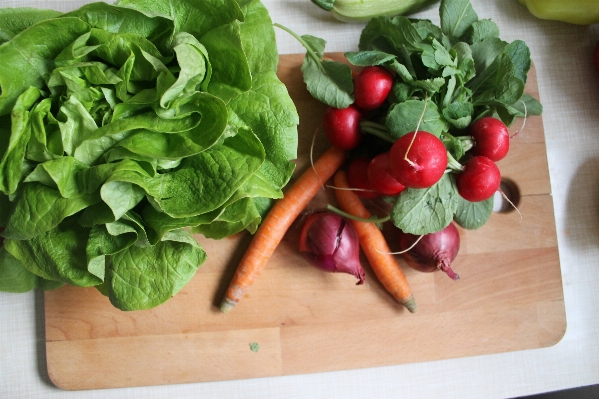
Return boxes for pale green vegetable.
[311,0,439,23]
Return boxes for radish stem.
[326,204,390,224]
[274,23,325,72]
[446,151,464,172]
[360,120,394,143]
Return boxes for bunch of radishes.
[323,65,509,203]
[313,65,513,281]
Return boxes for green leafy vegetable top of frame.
[0,0,299,310]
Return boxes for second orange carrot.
[333,170,416,313]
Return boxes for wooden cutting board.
[44,53,565,391]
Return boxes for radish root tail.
[510,100,527,139]
[404,94,429,170]
[310,123,327,190]
[499,188,522,220]
[379,234,425,255]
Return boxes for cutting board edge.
[44,295,567,391]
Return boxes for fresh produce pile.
[0,0,544,315]
[0,0,299,310]
[218,0,544,312]
[289,1,591,314]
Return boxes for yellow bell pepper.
[518,0,599,25]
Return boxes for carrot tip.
[403,297,417,313]
[220,298,237,314]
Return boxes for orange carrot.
[332,170,417,313]
[220,146,347,313]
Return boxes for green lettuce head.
[0,0,299,310]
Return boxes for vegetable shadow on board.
[211,233,256,310]
[34,289,56,388]
[564,157,599,251]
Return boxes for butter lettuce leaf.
[0,8,63,45]
[4,217,101,287]
[105,229,206,310]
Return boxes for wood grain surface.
[44,53,565,391]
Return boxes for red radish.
[470,117,510,162]
[353,66,394,110]
[298,211,366,284]
[388,131,448,189]
[456,156,501,202]
[399,222,460,280]
[348,156,379,198]
[322,105,363,150]
[367,152,406,196]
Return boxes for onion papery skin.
[299,211,366,285]
[398,223,461,281]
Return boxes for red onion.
[398,222,460,280]
[298,211,365,284]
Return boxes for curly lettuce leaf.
[0,247,63,292]
[0,18,91,116]
[0,7,63,44]
[4,217,102,287]
[104,229,206,310]
[0,0,298,310]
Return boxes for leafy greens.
[0,0,299,310]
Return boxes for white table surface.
[2,0,599,398]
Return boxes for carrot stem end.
[403,297,417,313]
[220,298,237,314]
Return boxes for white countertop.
[2,0,599,398]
